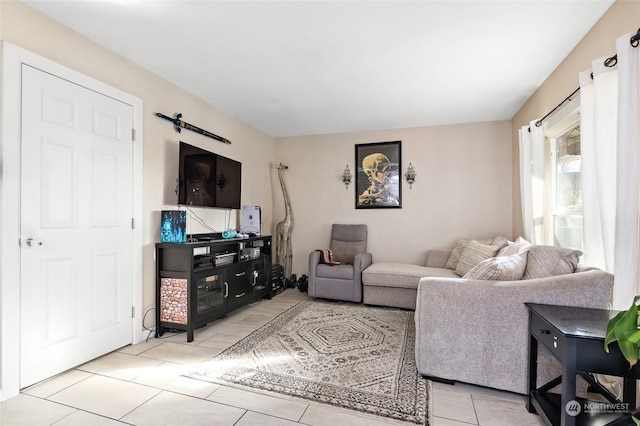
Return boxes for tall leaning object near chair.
[276,163,293,279]
[308,224,372,303]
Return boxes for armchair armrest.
[352,252,372,303]
[308,250,321,296]
[353,252,373,273]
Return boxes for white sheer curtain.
[613,34,640,310]
[519,120,545,244]
[579,64,617,273]
[580,32,640,309]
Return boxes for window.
[550,124,582,250]
[544,101,582,251]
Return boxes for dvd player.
[213,252,235,266]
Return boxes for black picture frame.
[355,141,402,209]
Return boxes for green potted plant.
[604,294,640,425]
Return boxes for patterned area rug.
[187,298,429,424]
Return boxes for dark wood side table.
[526,303,640,426]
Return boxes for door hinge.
[131,218,135,229]
[131,306,135,318]
[132,128,136,141]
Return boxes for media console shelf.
[155,235,272,342]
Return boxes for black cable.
[142,306,157,342]
[141,305,186,342]
[142,306,155,332]
[185,206,217,233]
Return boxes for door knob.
[26,238,44,248]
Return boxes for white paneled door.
[20,65,134,388]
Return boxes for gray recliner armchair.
[308,224,372,303]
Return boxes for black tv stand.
[155,235,272,342]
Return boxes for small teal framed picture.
[160,210,187,243]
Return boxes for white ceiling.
[23,0,614,138]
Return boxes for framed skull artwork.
[355,140,401,209]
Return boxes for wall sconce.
[341,165,352,189]
[405,163,417,188]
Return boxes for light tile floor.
[0,289,544,425]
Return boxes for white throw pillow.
[497,236,532,257]
[463,252,529,281]
[491,235,510,250]
[455,240,500,276]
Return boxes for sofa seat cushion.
[363,263,458,289]
[316,263,354,280]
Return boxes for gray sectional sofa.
[362,249,454,310]
[362,238,614,394]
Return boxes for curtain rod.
[531,87,581,131]
[528,27,639,133]
[601,27,640,69]
[632,27,640,47]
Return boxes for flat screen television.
[178,141,242,209]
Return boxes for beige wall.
[0,1,277,316]
[511,0,640,237]
[275,121,513,276]
[3,0,632,320]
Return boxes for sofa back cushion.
[522,245,582,279]
[446,238,491,270]
[329,224,367,264]
[454,240,500,276]
[463,251,528,281]
[446,236,509,270]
